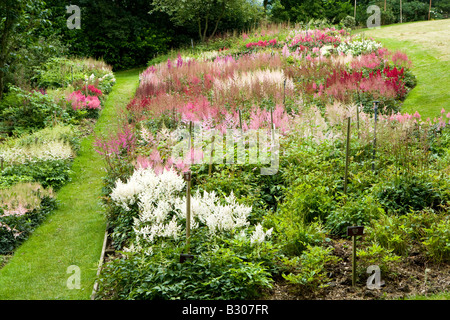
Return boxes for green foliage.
[0,0,55,97]
[281,245,340,289]
[422,217,450,263]
[151,0,262,42]
[356,242,401,276]
[15,124,81,152]
[374,174,443,215]
[270,0,352,24]
[97,237,274,300]
[0,86,67,136]
[325,195,384,236]
[340,15,356,28]
[1,159,72,190]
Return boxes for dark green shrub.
[1,159,72,190]
[422,216,450,263]
[281,245,340,289]
[374,174,443,215]
[0,86,67,135]
[326,195,384,236]
[96,240,274,300]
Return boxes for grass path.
[0,68,141,299]
[357,19,450,119]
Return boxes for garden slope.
[361,19,450,119]
[0,69,141,299]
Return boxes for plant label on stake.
[347,226,364,287]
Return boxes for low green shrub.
[1,159,72,190]
[356,242,401,277]
[422,216,450,263]
[0,86,68,136]
[281,245,340,289]
[374,174,443,215]
[97,236,275,300]
[326,195,384,236]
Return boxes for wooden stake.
[344,117,351,196]
[352,234,357,286]
[372,102,378,173]
[208,132,215,176]
[186,172,191,253]
[356,104,361,139]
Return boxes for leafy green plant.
[97,242,273,300]
[374,174,443,215]
[356,242,401,277]
[281,245,340,289]
[326,195,384,236]
[422,217,450,263]
[1,159,72,190]
[0,86,67,135]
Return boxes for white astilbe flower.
[191,190,251,234]
[110,167,184,211]
[0,140,74,164]
[250,223,273,245]
[111,167,265,253]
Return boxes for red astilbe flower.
[83,84,103,96]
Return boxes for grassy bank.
[358,19,450,119]
[0,68,141,299]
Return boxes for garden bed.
[0,57,116,256]
[93,23,450,300]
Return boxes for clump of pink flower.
[68,91,101,110]
[245,38,277,49]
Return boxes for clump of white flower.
[110,167,184,211]
[109,167,273,252]
[250,223,273,245]
[337,39,381,56]
[320,45,334,57]
[0,140,74,164]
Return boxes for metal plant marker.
[347,226,364,287]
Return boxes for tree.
[150,0,262,42]
[0,0,49,99]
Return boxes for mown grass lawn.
[356,19,450,120]
[0,68,141,299]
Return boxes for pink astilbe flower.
[176,54,183,68]
[94,123,136,160]
[68,91,101,110]
[84,84,103,96]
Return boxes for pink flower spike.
[413,111,421,119]
[441,108,445,114]
[446,112,450,119]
